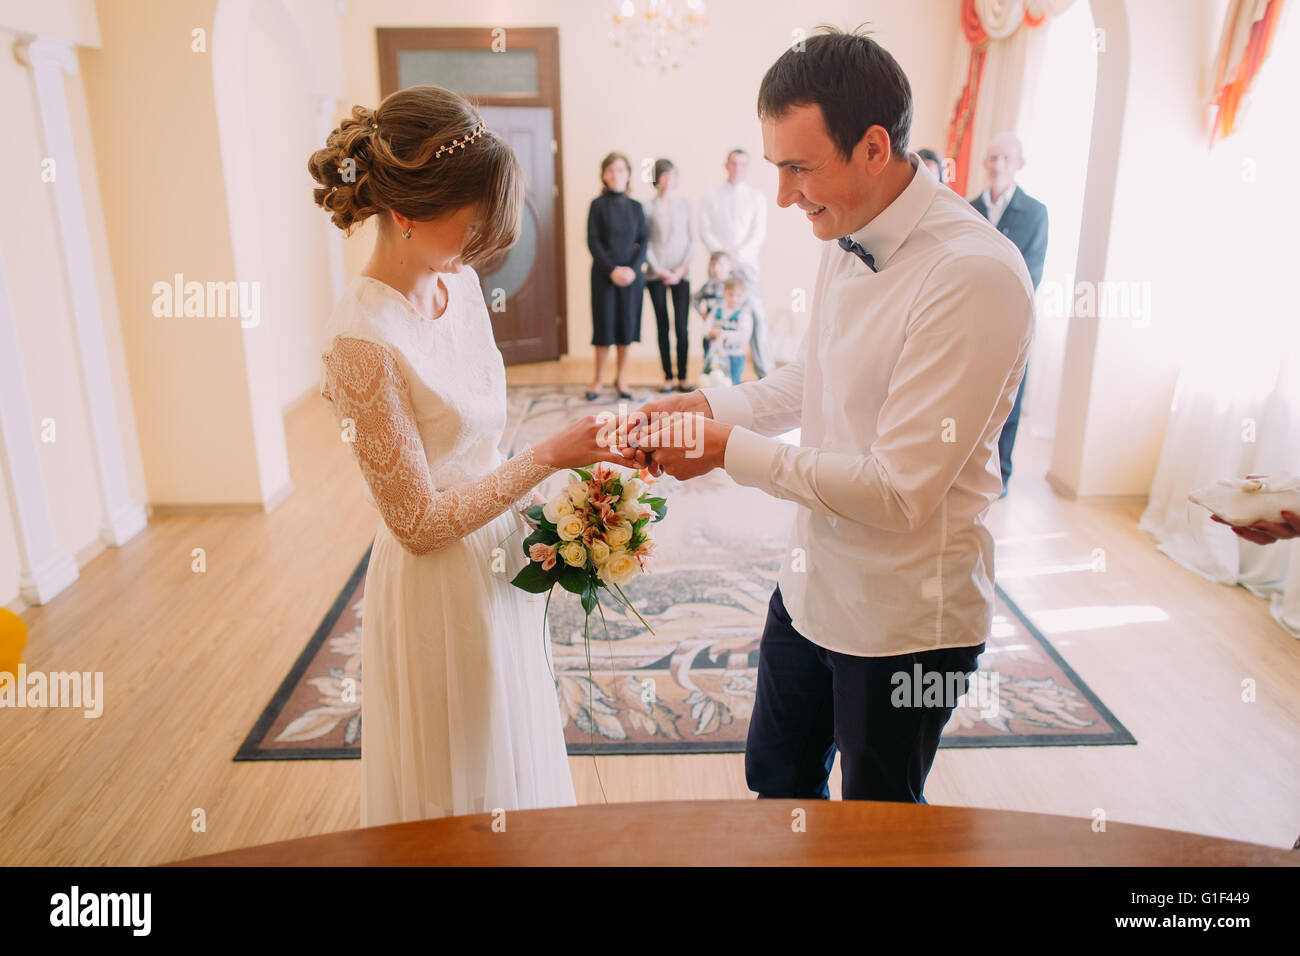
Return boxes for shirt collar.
[846,151,936,270]
[983,184,1016,212]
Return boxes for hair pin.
[433,122,488,160]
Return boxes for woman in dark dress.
[586,152,648,401]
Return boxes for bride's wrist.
[529,440,557,470]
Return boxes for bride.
[309,86,630,826]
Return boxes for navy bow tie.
[838,236,877,272]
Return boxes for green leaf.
[580,583,598,615]
[573,467,593,483]
[558,565,590,596]
[522,527,559,554]
[525,503,546,524]
[643,496,666,509]
[510,562,554,593]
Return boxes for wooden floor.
[2,359,1297,864]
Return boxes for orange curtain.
[944,0,988,197]
[944,0,1051,197]
[1210,0,1288,145]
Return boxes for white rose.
[599,551,640,586]
[543,494,574,524]
[566,481,590,507]
[557,514,586,541]
[617,497,649,521]
[605,522,633,549]
[621,477,644,502]
[558,541,587,568]
[588,539,611,567]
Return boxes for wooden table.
[168,800,1299,866]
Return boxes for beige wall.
[82,0,270,508]
[236,0,343,409]
[334,0,961,362]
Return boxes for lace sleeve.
[321,336,558,556]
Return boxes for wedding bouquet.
[509,463,667,800]
[510,463,667,635]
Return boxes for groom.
[619,27,1035,803]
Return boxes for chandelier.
[608,0,709,72]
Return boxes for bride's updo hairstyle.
[308,85,523,266]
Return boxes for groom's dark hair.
[757,24,913,162]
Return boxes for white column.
[0,251,81,605]
[15,35,147,546]
[318,95,346,303]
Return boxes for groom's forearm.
[721,432,919,533]
[687,389,715,419]
[700,355,804,437]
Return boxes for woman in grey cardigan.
[644,159,697,393]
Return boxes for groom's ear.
[855,126,893,175]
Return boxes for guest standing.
[969,131,1048,498]
[587,152,648,401]
[644,158,697,393]
[918,147,947,185]
[699,148,772,378]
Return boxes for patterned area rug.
[235,384,1134,760]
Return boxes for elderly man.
[970,132,1048,498]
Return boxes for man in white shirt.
[618,27,1034,804]
[699,149,773,378]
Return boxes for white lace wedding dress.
[319,268,576,826]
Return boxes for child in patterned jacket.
[702,277,754,385]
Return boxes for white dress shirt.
[980,185,1016,228]
[700,152,1035,658]
[698,180,767,271]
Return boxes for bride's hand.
[533,414,639,471]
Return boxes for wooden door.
[377,27,567,364]
[474,106,558,364]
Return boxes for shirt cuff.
[723,425,783,491]
[700,384,754,430]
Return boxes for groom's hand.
[617,392,712,474]
[618,411,732,481]
[633,389,712,422]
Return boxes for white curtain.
[1139,351,1300,638]
[1137,3,1300,638]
